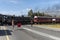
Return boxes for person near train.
[31,20,33,27]
[12,19,14,29]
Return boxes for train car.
[38,17,52,23]
[33,16,60,24]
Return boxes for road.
[0,25,60,40]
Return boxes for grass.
[33,24,60,28]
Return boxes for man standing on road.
[31,20,33,27]
[12,16,14,29]
[12,19,14,29]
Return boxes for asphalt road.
[0,25,60,40]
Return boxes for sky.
[0,0,60,16]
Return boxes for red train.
[33,16,60,24]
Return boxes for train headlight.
[52,19,56,21]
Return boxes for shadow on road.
[0,30,12,36]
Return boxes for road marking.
[23,27,60,40]
[3,26,10,40]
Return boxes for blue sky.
[0,0,60,16]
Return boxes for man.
[12,19,14,29]
[31,20,33,27]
